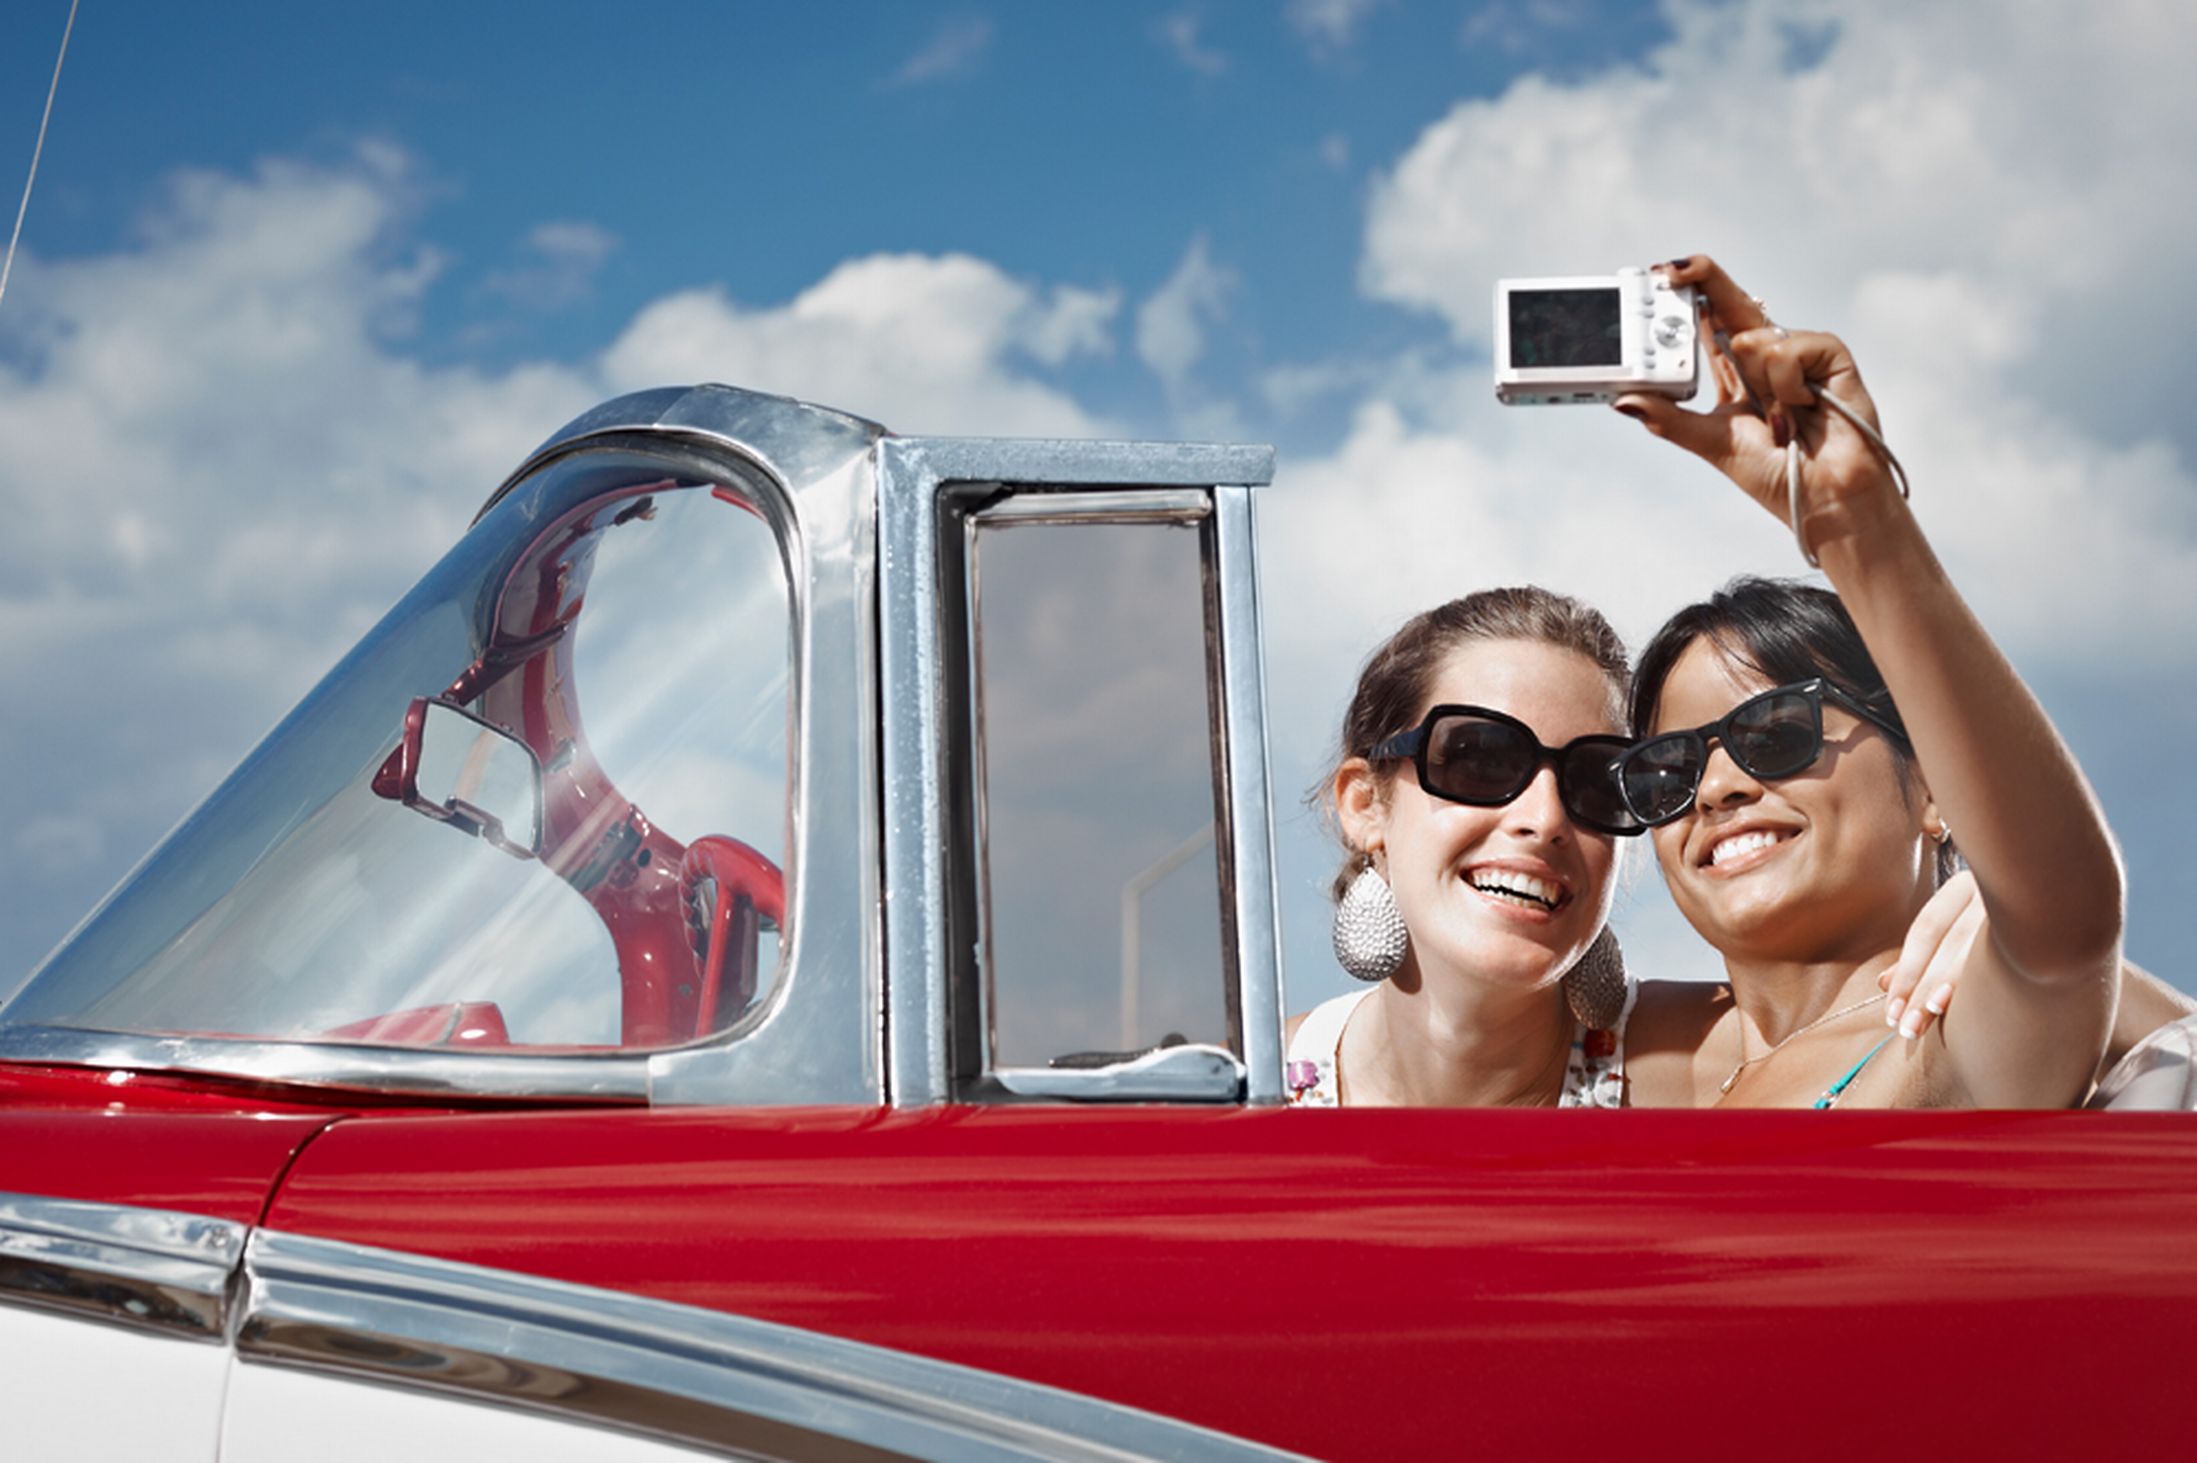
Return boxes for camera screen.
[1508,288,1621,368]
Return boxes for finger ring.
[1769,324,1791,341]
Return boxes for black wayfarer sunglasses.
[1370,705,1642,837]
[1616,678,1911,828]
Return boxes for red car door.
[260,1102,2197,1462]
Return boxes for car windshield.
[1,449,792,1053]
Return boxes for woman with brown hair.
[1285,586,1641,1108]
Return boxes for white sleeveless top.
[1284,984,1636,1108]
[2087,1013,2197,1110]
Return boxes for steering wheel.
[679,835,785,1036]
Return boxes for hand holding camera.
[1498,255,1907,565]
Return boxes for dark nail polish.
[1770,409,1792,448]
[1666,256,1694,269]
[1613,402,1646,420]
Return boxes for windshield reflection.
[2,452,791,1053]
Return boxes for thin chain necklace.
[1719,992,1890,1095]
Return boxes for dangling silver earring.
[1333,866,1408,982]
[1562,927,1628,1030]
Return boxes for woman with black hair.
[1611,257,2123,1109]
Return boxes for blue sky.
[3,0,2194,1006]
[0,3,1668,447]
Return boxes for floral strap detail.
[1284,991,1366,1106]
[1287,983,1636,1108]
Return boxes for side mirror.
[371,697,544,860]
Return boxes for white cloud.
[1288,0,1384,57]
[1155,11,1229,76]
[599,253,1117,436]
[1017,281,1122,367]
[1459,0,1589,54]
[0,150,576,628]
[0,150,606,971]
[0,150,1126,982]
[887,15,992,87]
[483,220,616,310]
[1135,234,1235,397]
[1345,0,2197,654]
[1370,1,2197,350]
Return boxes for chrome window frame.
[0,386,891,1108]
[1,389,1285,1112]
[878,438,1282,1107]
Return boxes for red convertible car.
[3,385,2193,1460]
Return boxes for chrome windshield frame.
[0,386,890,1107]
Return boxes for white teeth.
[1468,869,1562,908]
[1710,829,1783,867]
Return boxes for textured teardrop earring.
[1562,927,1628,1030]
[1332,866,1408,983]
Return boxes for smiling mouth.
[1466,869,1567,912]
[1708,828,1792,869]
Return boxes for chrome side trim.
[878,438,1276,1110]
[241,1230,1303,1462]
[0,1192,244,1339]
[0,1026,649,1103]
[1212,488,1286,1106]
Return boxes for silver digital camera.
[1493,266,1700,405]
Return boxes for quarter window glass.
[970,517,1231,1068]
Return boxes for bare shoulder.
[1629,979,1729,1052]
[1284,1009,1310,1047]
[1626,980,1733,1109]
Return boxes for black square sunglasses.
[1369,705,1642,837]
[1615,678,1910,827]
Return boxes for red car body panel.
[262,1102,2197,1460]
[0,1068,339,1225]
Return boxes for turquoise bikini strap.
[1813,1037,1894,1110]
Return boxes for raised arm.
[1884,872,2184,1081]
[1616,255,2122,1107]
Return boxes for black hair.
[1631,576,1958,882]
